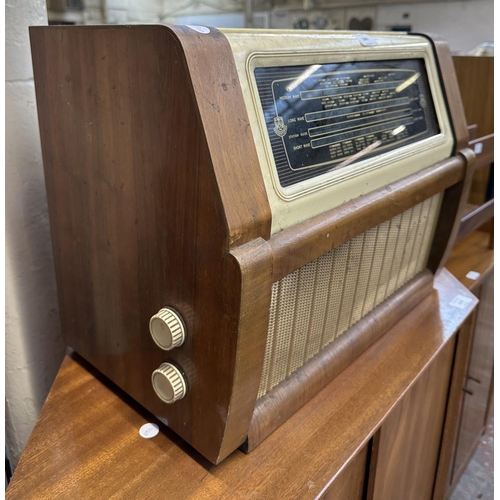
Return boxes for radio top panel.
[222,30,454,234]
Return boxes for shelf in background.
[446,230,494,292]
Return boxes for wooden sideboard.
[6,269,478,499]
[436,230,494,499]
[435,54,495,498]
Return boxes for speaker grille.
[258,193,443,398]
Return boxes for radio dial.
[149,307,185,350]
[152,363,187,403]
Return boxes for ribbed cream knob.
[149,307,185,351]
[151,363,187,404]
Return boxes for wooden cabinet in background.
[453,56,493,139]
[453,55,494,206]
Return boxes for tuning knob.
[149,307,185,350]
[152,363,187,403]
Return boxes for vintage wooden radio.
[30,26,472,464]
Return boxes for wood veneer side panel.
[422,34,475,273]
[29,25,246,464]
[172,26,272,247]
[428,148,475,273]
[269,156,464,282]
[30,25,147,400]
[216,238,273,462]
[246,270,434,451]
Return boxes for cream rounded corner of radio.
[149,307,186,351]
[152,363,187,404]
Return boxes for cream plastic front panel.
[221,29,454,235]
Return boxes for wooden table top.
[6,269,477,500]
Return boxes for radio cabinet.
[30,25,473,463]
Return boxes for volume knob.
[152,363,187,403]
[149,307,185,350]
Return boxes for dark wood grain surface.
[428,36,469,152]
[6,269,477,500]
[30,24,272,464]
[171,25,272,246]
[427,149,475,273]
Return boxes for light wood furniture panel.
[6,270,476,499]
[321,445,368,499]
[433,308,478,500]
[371,340,456,500]
[449,273,494,492]
[453,56,493,140]
[434,234,494,499]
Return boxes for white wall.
[83,0,243,25]
[176,13,245,28]
[72,0,495,47]
[376,0,494,53]
[6,0,66,470]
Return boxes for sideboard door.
[370,340,456,500]
[450,272,494,485]
[322,445,368,499]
